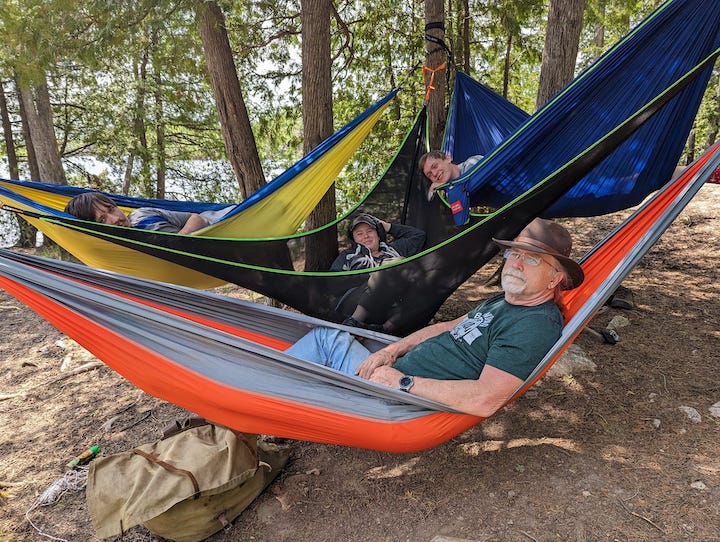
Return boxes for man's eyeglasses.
[503,249,558,272]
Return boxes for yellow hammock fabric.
[0,195,228,288]
[201,98,393,238]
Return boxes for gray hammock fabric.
[1,143,718,451]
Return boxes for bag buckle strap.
[131,448,201,499]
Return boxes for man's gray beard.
[501,272,526,295]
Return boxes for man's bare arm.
[355,315,465,379]
[369,364,523,418]
[178,213,209,234]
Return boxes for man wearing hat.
[288,218,584,417]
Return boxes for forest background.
[0,0,719,266]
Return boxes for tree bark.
[535,0,586,110]
[503,34,512,98]
[154,81,166,199]
[15,78,40,182]
[122,153,135,196]
[301,0,337,271]
[131,42,151,196]
[461,0,470,75]
[152,27,166,199]
[18,76,66,184]
[704,75,720,149]
[0,81,19,179]
[14,76,39,247]
[424,0,446,151]
[195,0,265,198]
[593,0,606,50]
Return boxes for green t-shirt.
[393,293,563,380]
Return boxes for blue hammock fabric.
[443,72,529,162]
[443,0,720,222]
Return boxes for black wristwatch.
[399,375,414,393]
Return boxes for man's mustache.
[502,269,527,282]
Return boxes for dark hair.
[64,192,117,221]
[418,150,449,171]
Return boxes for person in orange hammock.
[288,218,584,416]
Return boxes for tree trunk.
[12,84,39,248]
[17,222,37,248]
[154,81,166,199]
[535,0,587,110]
[301,0,337,272]
[461,0,470,75]
[133,40,151,196]
[152,28,166,199]
[122,153,135,196]
[685,130,696,165]
[18,76,66,184]
[425,0,446,151]
[15,78,40,181]
[503,34,512,98]
[195,0,265,198]
[704,75,720,149]
[593,0,606,50]
[0,81,19,179]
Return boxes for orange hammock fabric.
[0,143,717,452]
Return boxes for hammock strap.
[422,62,447,102]
[425,21,454,65]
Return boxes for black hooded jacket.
[329,215,426,271]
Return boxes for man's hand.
[355,349,396,379]
[367,365,403,388]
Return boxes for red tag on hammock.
[450,200,464,215]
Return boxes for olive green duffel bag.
[86,420,288,542]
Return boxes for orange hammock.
[0,143,717,452]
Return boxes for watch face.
[399,375,414,392]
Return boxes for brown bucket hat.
[492,218,585,290]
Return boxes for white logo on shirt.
[450,311,494,345]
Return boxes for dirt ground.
[1,183,719,542]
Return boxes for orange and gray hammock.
[1,143,718,452]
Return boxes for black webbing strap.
[424,21,453,64]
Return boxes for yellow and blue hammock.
[0,87,398,239]
[0,144,717,452]
[0,89,397,288]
